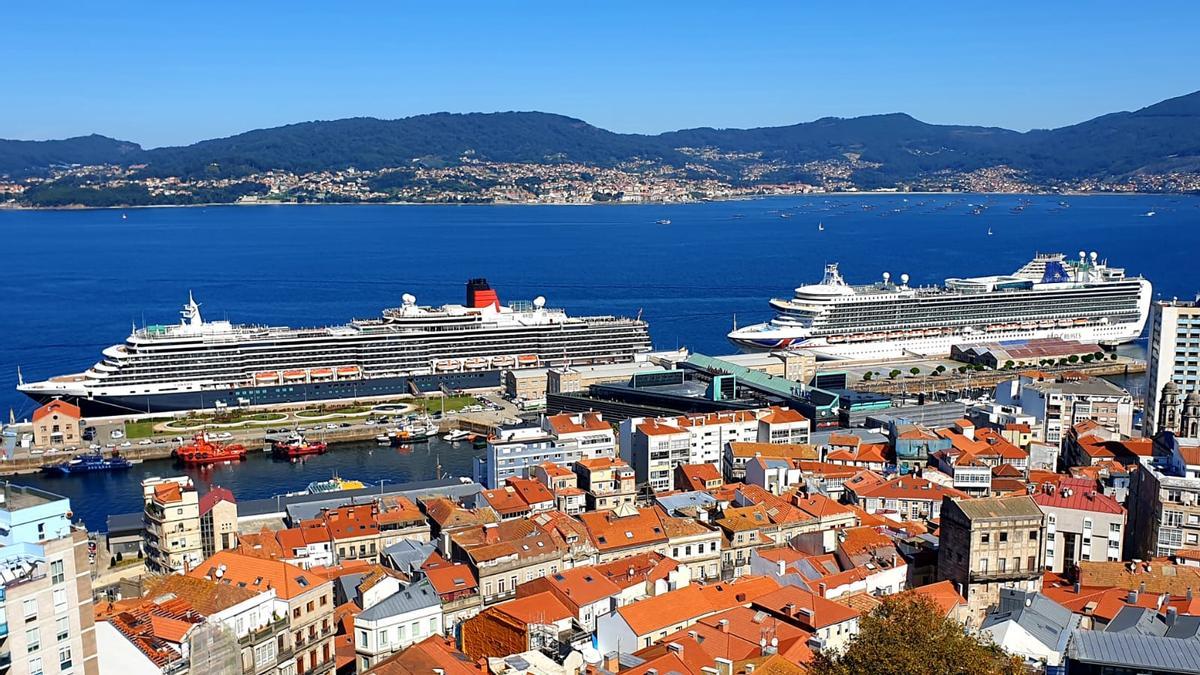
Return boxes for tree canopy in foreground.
[808,594,1025,675]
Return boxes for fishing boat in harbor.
[42,451,134,475]
[174,433,248,465]
[271,434,329,458]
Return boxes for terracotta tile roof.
[100,598,203,667]
[658,510,717,539]
[826,443,888,464]
[677,411,758,428]
[1178,444,1200,467]
[519,564,622,609]
[837,526,895,558]
[827,433,862,447]
[902,580,966,617]
[421,496,499,530]
[575,456,633,472]
[322,504,381,540]
[792,493,854,520]
[545,411,609,435]
[364,635,486,675]
[834,591,884,615]
[480,486,532,516]
[579,506,668,552]
[32,399,80,422]
[309,559,374,581]
[453,519,564,565]
[760,406,808,424]
[1077,560,1200,596]
[751,584,860,629]
[853,475,968,502]
[636,606,814,668]
[189,550,329,600]
[842,470,887,493]
[424,562,478,596]
[504,477,556,507]
[537,461,574,478]
[616,576,780,636]
[594,551,681,590]
[991,478,1029,495]
[376,496,425,525]
[716,504,776,532]
[143,574,259,617]
[638,419,690,436]
[238,528,286,560]
[728,442,819,461]
[1031,478,1124,515]
[197,486,236,515]
[493,590,573,624]
[678,463,723,490]
[152,482,183,504]
[992,463,1024,478]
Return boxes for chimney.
[718,618,730,633]
[666,642,683,656]
[715,657,734,675]
[1139,581,1146,595]
[1073,581,1081,594]
[818,582,827,597]
[483,522,499,544]
[603,652,620,672]
[777,560,786,577]
[1128,590,1139,604]
[1167,607,1179,626]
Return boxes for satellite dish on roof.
[900,273,910,286]
[533,296,546,309]
[401,293,416,305]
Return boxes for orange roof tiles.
[424,563,478,596]
[853,475,968,502]
[421,496,499,530]
[364,635,486,674]
[902,580,966,618]
[616,576,780,636]
[1031,478,1124,515]
[751,584,860,629]
[32,399,80,422]
[143,574,259,617]
[544,411,609,435]
[152,482,183,504]
[189,550,328,600]
[678,463,723,491]
[198,486,235,515]
[579,506,668,552]
[493,590,573,624]
[519,564,623,610]
[728,442,819,461]
[837,526,895,558]
[504,477,555,507]
[480,486,532,516]
[594,551,681,590]
[760,406,808,424]
[322,503,381,540]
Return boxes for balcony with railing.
[969,567,1041,583]
[238,616,289,647]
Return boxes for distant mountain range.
[3,90,1200,186]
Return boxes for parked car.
[110,430,125,439]
[138,439,153,446]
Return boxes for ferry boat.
[174,433,248,465]
[42,452,133,475]
[271,434,329,458]
[19,278,651,416]
[305,475,366,495]
[728,251,1152,360]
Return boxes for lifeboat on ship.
[490,355,516,368]
[1038,320,1056,329]
[174,433,247,466]
[255,371,279,384]
[310,368,334,380]
[1073,318,1089,326]
[827,335,845,344]
[985,325,1003,332]
[1020,322,1037,330]
[1057,319,1073,328]
[283,370,307,382]
[923,328,940,337]
[272,434,329,458]
[517,355,539,367]
[435,360,461,372]
[463,357,489,370]
[336,365,361,379]
[886,331,905,340]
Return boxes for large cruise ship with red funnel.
[18,279,651,416]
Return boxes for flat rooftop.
[0,483,67,512]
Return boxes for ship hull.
[731,322,1142,361]
[22,371,502,417]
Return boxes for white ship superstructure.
[19,279,651,415]
[728,251,1151,360]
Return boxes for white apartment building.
[1032,479,1126,572]
[995,374,1133,447]
[621,407,810,492]
[1146,298,1200,436]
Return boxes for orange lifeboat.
[283,370,306,381]
[336,366,361,378]
[310,368,334,379]
[517,355,539,367]
[255,371,279,383]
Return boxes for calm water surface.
[3,194,1198,528]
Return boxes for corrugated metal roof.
[1067,629,1200,673]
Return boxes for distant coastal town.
[3,156,1199,208]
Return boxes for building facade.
[1146,299,1200,436]
[142,476,203,574]
[0,483,99,675]
[937,496,1046,624]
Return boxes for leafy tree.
[889,369,901,380]
[862,372,873,382]
[1081,354,1094,363]
[1068,354,1079,363]
[1110,353,1119,361]
[808,594,1024,675]
[909,367,921,376]
[957,365,969,374]
[934,365,946,374]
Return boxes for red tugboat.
[174,433,248,465]
[272,434,328,459]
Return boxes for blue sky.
[3,2,1197,147]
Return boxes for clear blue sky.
[3,2,1197,148]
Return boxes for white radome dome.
[533,296,546,308]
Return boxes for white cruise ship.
[728,252,1152,360]
[19,279,651,416]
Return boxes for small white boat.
[1145,211,1156,217]
[987,227,993,236]
[818,222,824,231]
[443,429,472,442]
[375,435,390,444]
[656,219,671,225]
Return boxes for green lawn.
[417,395,475,414]
[124,418,171,439]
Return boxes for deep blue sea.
[3,193,1199,528]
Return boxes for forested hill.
[3,90,1200,185]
